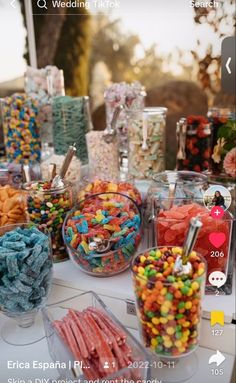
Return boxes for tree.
[19,0,91,95]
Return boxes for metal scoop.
[103,105,123,143]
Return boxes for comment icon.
[208,271,226,288]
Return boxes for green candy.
[166,292,173,301]
[157,336,164,344]
[181,286,190,295]
[175,332,182,339]
[177,301,185,309]
[184,280,192,287]
[155,345,163,353]
[167,275,175,282]
[149,269,157,277]
[176,313,184,319]
[149,250,156,257]
[176,325,182,332]
[146,311,155,319]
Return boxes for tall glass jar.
[104,82,146,165]
[2,93,41,164]
[52,96,91,163]
[128,107,167,179]
[208,107,236,179]
[25,65,65,149]
[176,115,212,173]
[24,181,73,262]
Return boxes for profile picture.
[203,185,232,211]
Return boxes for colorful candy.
[24,180,73,262]
[64,193,142,276]
[132,247,206,357]
[176,116,211,173]
[2,93,41,164]
[0,185,27,226]
[0,225,52,313]
[53,306,141,381]
[128,108,167,179]
[156,203,231,283]
[78,179,142,206]
[86,131,120,180]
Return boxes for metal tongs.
[88,237,116,254]
[103,105,123,143]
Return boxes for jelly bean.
[132,247,206,357]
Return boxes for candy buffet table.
[0,264,235,383]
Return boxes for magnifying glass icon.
[37,0,48,9]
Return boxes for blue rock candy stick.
[19,273,35,286]
[31,251,48,272]
[14,279,32,294]
[2,241,26,251]
[6,255,19,277]
[26,244,43,265]
[2,275,19,293]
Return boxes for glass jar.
[52,96,91,163]
[132,246,206,382]
[128,107,167,179]
[176,115,212,173]
[86,131,120,180]
[25,66,65,148]
[208,108,236,179]
[2,93,41,164]
[104,82,146,162]
[24,181,73,262]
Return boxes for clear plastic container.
[63,192,142,277]
[0,185,27,226]
[42,291,151,382]
[128,107,167,179]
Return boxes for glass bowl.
[42,291,151,382]
[62,192,142,277]
[0,223,53,345]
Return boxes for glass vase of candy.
[176,115,212,173]
[23,180,73,262]
[132,246,206,382]
[128,107,167,180]
[0,223,53,346]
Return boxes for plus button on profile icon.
[210,206,224,220]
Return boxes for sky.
[0,0,230,82]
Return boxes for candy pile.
[0,185,27,226]
[78,179,142,206]
[2,93,41,164]
[41,153,81,187]
[104,82,146,154]
[176,116,211,173]
[24,181,73,262]
[86,131,120,180]
[64,193,142,275]
[25,66,65,146]
[53,306,140,380]
[0,226,52,313]
[156,203,231,278]
[132,247,205,357]
[128,109,166,179]
[52,96,88,163]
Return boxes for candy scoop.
[103,105,123,143]
[173,216,202,276]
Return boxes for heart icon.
[209,232,226,248]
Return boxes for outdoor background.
[0,0,235,168]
